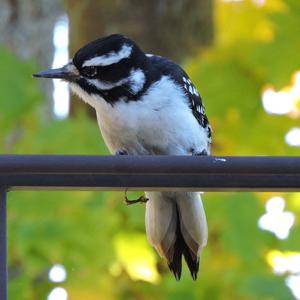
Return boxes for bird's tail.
[145,192,208,280]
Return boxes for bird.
[34,34,212,280]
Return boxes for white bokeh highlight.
[52,15,69,119]
[285,128,300,146]
[286,274,300,300]
[262,88,294,115]
[258,196,295,239]
[48,264,67,283]
[261,71,300,116]
[47,287,68,300]
[269,252,300,275]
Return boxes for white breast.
[70,76,209,155]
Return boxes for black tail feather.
[168,207,199,280]
[168,226,183,281]
[182,247,199,280]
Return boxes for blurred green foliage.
[2,0,300,299]
[0,48,40,136]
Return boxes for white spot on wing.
[182,76,200,97]
[83,44,132,67]
[193,86,198,96]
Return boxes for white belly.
[71,77,209,155]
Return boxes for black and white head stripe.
[87,68,145,93]
[69,34,149,100]
[82,44,132,67]
[73,34,144,70]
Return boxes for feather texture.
[145,192,177,261]
[145,191,208,280]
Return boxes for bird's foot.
[115,149,128,155]
[124,191,149,205]
[192,149,208,156]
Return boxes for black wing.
[146,54,212,141]
[181,75,212,140]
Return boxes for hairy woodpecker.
[34,34,212,280]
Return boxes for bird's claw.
[192,149,208,156]
[115,149,128,155]
[124,191,149,205]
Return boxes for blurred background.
[1,0,300,299]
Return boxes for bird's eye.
[81,66,98,78]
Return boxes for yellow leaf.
[113,232,160,283]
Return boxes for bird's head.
[34,34,147,102]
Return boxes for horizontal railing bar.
[1,174,300,192]
[1,155,300,175]
[0,155,300,191]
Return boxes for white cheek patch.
[129,68,145,94]
[82,44,132,67]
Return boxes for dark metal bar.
[1,155,300,175]
[0,189,7,300]
[0,174,300,191]
[0,155,300,191]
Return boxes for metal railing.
[1,154,300,299]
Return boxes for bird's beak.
[33,62,79,81]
